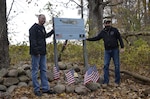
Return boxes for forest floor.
[10,62,150,99]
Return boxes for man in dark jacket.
[29,14,55,96]
[86,19,124,87]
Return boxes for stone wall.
[0,62,103,98]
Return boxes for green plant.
[9,43,30,65]
[9,38,150,71]
[120,38,150,70]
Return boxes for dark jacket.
[29,23,54,55]
[86,26,124,50]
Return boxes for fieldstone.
[7,85,17,93]
[49,82,56,88]
[47,71,54,82]
[28,81,33,87]
[58,62,67,70]
[0,68,8,77]
[85,82,100,91]
[3,77,19,86]
[23,64,31,70]
[97,75,104,84]
[18,82,28,87]
[0,85,7,91]
[53,84,65,94]
[18,63,31,70]
[59,76,66,84]
[74,78,81,85]
[25,70,32,79]
[7,69,18,77]
[66,63,73,69]
[0,92,10,99]
[0,77,4,84]
[18,75,30,82]
[74,66,80,72]
[73,64,78,68]
[65,85,75,93]
[18,69,26,76]
[75,85,89,95]
[81,68,86,75]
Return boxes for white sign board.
[53,18,86,40]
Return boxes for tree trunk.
[148,0,150,24]
[0,0,10,68]
[120,70,150,83]
[87,0,104,36]
[110,69,150,84]
[142,0,147,26]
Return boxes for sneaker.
[101,84,108,88]
[34,91,42,97]
[42,90,56,94]
[114,83,119,87]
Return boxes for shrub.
[9,43,30,65]
[9,38,150,71]
[121,38,150,70]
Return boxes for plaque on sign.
[53,18,86,40]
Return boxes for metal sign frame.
[53,17,88,69]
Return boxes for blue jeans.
[103,48,120,84]
[31,55,50,92]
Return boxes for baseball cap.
[104,19,111,24]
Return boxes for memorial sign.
[53,18,86,40]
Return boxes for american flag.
[84,67,94,85]
[84,66,100,84]
[65,69,75,85]
[92,65,100,83]
[53,66,60,80]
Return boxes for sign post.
[53,29,58,68]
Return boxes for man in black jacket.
[86,19,124,87]
[29,14,55,96]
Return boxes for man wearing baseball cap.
[86,19,124,87]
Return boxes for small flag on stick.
[92,65,100,83]
[65,69,75,85]
[53,66,60,80]
[84,66,100,84]
[84,67,94,85]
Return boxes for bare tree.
[0,0,10,68]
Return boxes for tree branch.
[110,68,150,84]
[121,32,150,45]
[70,0,81,7]
[107,1,123,6]
[7,0,15,20]
[101,1,111,7]
[122,32,150,37]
